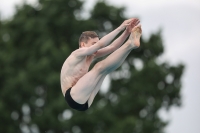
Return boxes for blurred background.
[0,0,199,133]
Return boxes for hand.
[126,18,140,33]
[118,18,136,31]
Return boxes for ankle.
[125,40,135,49]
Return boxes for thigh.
[88,75,106,107]
[70,69,106,104]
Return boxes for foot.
[129,24,142,48]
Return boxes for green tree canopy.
[0,0,184,133]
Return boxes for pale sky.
[0,0,200,133]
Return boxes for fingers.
[132,19,140,26]
[126,18,137,24]
[135,20,140,26]
[133,24,141,29]
[126,18,140,27]
[125,18,140,24]
[132,18,139,22]
[122,18,141,32]
[127,18,135,23]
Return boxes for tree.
[0,0,184,133]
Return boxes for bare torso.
[60,51,95,95]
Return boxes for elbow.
[97,42,104,49]
[108,45,115,52]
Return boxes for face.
[81,37,99,48]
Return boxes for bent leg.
[70,68,106,104]
[71,25,142,105]
[86,25,143,106]
[71,44,133,105]
[70,42,133,105]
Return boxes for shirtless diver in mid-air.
[60,18,142,111]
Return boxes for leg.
[71,45,131,105]
[71,25,142,105]
[70,69,106,104]
[94,25,142,74]
[87,25,142,106]
[88,75,106,107]
[71,42,131,105]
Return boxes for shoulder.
[72,48,88,57]
[72,48,86,54]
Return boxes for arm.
[94,30,130,58]
[98,18,134,48]
[94,18,140,58]
[72,43,102,57]
[73,18,137,57]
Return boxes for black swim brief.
[65,88,88,111]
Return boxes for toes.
[131,25,141,32]
[132,25,142,34]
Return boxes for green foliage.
[0,0,184,133]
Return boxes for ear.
[80,42,85,48]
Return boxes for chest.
[82,56,94,70]
[71,55,93,73]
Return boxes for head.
[79,31,99,48]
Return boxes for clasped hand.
[118,18,140,33]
